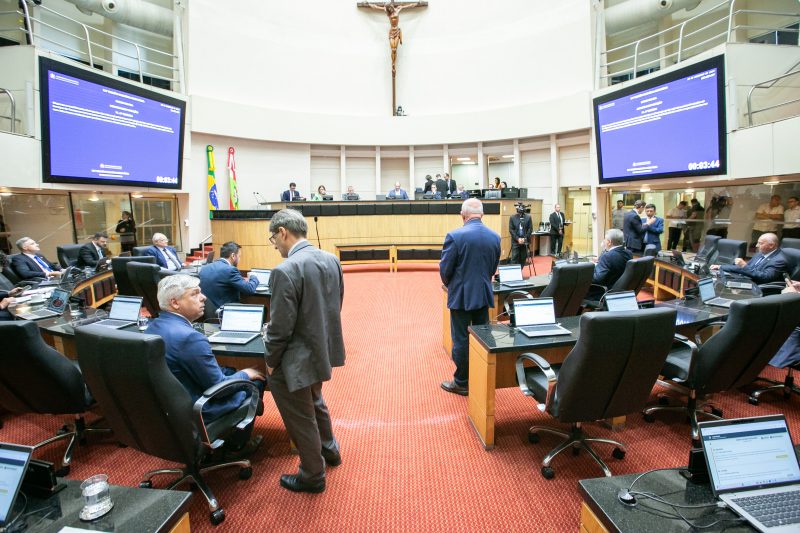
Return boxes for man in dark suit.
[76,232,108,269]
[146,274,265,457]
[264,209,345,494]
[434,173,447,196]
[509,203,533,268]
[199,241,259,313]
[586,229,632,301]
[623,200,646,253]
[549,204,566,256]
[443,173,457,197]
[142,233,183,271]
[642,204,664,252]
[713,232,789,284]
[281,182,301,202]
[11,237,62,280]
[423,175,433,193]
[439,199,501,396]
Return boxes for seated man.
[343,185,360,201]
[281,182,301,202]
[0,285,23,321]
[712,232,788,284]
[586,229,632,301]
[455,184,469,200]
[11,237,62,280]
[425,184,442,200]
[143,233,183,271]
[387,182,408,200]
[199,241,259,314]
[146,274,265,457]
[76,232,108,269]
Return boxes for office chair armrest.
[758,282,785,296]
[673,333,698,353]
[693,321,727,346]
[194,379,261,449]
[515,352,557,411]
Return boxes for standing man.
[642,204,664,252]
[509,203,533,268]
[752,195,783,247]
[783,196,800,240]
[423,175,434,193]
[549,204,566,256]
[143,233,183,271]
[199,241,259,315]
[623,200,646,254]
[281,182,301,202]
[434,173,447,195]
[76,232,109,269]
[264,209,345,494]
[611,200,625,230]
[666,201,688,250]
[443,173,457,197]
[439,199,501,396]
[387,181,409,199]
[11,237,62,280]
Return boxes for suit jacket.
[425,191,442,200]
[770,327,800,367]
[549,211,565,235]
[265,241,345,392]
[509,213,533,246]
[142,245,182,270]
[590,246,633,299]
[76,242,102,269]
[623,210,645,251]
[643,216,664,251]
[440,218,501,311]
[435,178,448,195]
[443,179,457,195]
[11,253,61,280]
[423,180,433,193]
[146,311,249,421]
[199,259,259,311]
[281,189,300,202]
[720,249,790,284]
[387,188,409,200]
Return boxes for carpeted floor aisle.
[2,262,799,531]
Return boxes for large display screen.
[39,57,185,189]
[593,55,726,184]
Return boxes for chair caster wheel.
[748,397,759,406]
[139,481,153,489]
[612,448,626,460]
[657,395,670,406]
[210,508,225,525]
[55,466,70,477]
[541,466,555,479]
[643,413,655,423]
[57,425,70,436]
[527,432,540,444]
[239,467,252,480]
[710,407,723,417]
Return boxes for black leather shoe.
[223,435,263,461]
[323,453,342,467]
[441,380,468,396]
[280,474,326,493]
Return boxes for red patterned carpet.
[2,260,799,531]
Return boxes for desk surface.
[17,479,191,532]
[469,317,581,353]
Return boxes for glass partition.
[0,192,72,260]
[71,192,133,256]
[132,196,180,251]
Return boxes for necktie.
[751,255,765,269]
[33,255,52,273]
[163,248,181,270]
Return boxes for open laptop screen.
[0,443,33,526]
[47,288,71,313]
[498,265,523,283]
[605,291,639,312]
[108,296,142,320]
[221,305,263,332]
[514,298,556,326]
[700,415,800,495]
[698,277,716,302]
[249,269,272,286]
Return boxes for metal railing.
[600,0,800,86]
[746,68,800,126]
[0,87,16,133]
[4,0,181,91]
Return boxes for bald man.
[712,233,789,284]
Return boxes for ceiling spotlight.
[131,192,144,198]
[639,186,650,192]
[457,157,471,161]
[763,179,780,186]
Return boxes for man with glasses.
[11,237,62,280]
[76,232,109,269]
[143,233,183,271]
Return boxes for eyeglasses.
[269,232,279,245]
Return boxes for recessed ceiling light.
[457,157,471,161]
[685,188,695,193]
[0,192,12,197]
[460,161,476,165]
[640,186,650,192]
[764,179,780,185]
[502,155,514,159]
[131,193,143,198]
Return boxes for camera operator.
[509,203,533,268]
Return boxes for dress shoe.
[223,435,263,461]
[280,474,326,494]
[323,453,342,467]
[440,380,468,396]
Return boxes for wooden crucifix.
[357,1,428,116]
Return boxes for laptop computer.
[699,414,800,532]
[249,268,272,292]
[498,264,529,288]
[0,442,33,528]
[605,291,639,312]
[207,304,264,344]
[513,297,572,337]
[671,249,686,267]
[94,295,143,329]
[698,277,735,308]
[16,288,71,320]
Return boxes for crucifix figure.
[358,1,428,115]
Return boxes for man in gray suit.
[264,209,345,494]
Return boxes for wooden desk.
[646,258,700,300]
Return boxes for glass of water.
[137,314,149,331]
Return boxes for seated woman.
[311,185,327,202]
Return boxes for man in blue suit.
[281,182,301,202]
[586,229,632,301]
[143,233,183,271]
[11,237,62,280]
[714,232,790,284]
[439,198,501,395]
[387,182,409,199]
[199,241,259,314]
[642,204,664,252]
[623,200,646,253]
[146,274,265,456]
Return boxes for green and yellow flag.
[207,145,219,213]
[228,147,239,210]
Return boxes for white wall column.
[478,142,485,188]
[512,138,521,188]
[442,144,449,177]
[408,146,415,194]
[549,134,560,206]
[375,145,381,198]
[340,145,347,194]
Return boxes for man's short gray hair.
[15,237,33,252]
[461,198,484,216]
[152,233,167,244]
[269,208,307,237]
[605,228,624,246]
[157,274,199,309]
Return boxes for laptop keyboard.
[732,490,800,528]
[33,309,58,317]
[98,319,132,327]
[216,331,256,339]
[707,297,732,306]
[519,324,561,333]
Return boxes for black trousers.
[510,243,528,267]
[667,227,683,250]
[449,307,489,387]
[550,232,563,255]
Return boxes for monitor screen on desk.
[0,443,33,527]
[484,190,501,199]
[498,264,524,283]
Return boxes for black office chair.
[712,239,747,265]
[757,248,800,296]
[111,255,156,296]
[643,244,658,257]
[132,245,151,257]
[0,321,109,474]
[75,325,258,525]
[782,238,800,251]
[127,261,164,317]
[643,292,800,441]
[2,256,21,284]
[695,235,722,263]
[540,262,594,317]
[501,290,534,325]
[56,244,83,268]
[583,256,654,310]
[516,307,677,478]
